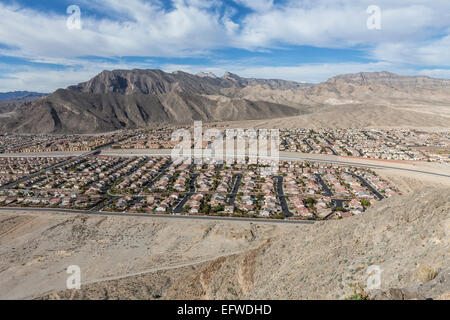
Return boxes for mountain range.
[1,70,449,133]
[0,91,47,114]
[0,91,47,102]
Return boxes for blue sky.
[0,0,449,92]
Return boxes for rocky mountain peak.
[1,69,450,134]
[328,71,450,89]
[196,72,218,79]
[222,71,241,80]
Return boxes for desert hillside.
[1,70,450,133]
[215,104,450,130]
[0,187,448,300]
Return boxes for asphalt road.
[327,146,338,156]
[172,173,199,213]
[303,139,314,151]
[274,175,293,217]
[314,173,333,197]
[100,149,450,179]
[226,173,243,206]
[353,174,384,200]
[8,146,450,178]
[0,207,314,225]
[0,148,447,224]
[278,154,450,179]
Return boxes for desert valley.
[0,69,448,300]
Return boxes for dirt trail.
[0,216,35,238]
[0,211,285,299]
[82,247,259,286]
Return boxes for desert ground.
[0,183,448,300]
[0,209,283,299]
[211,104,450,131]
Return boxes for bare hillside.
[1,70,450,133]
[212,104,450,130]
[0,211,282,299]
[0,187,447,300]
[39,187,448,300]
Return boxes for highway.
[278,154,450,179]
[0,207,314,225]
[4,148,450,179]
[100,149,450,179]
[0,151,84,158]
[0,147,447,224]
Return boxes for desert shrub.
[417,266,438,283]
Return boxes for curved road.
[2,149,449,179]
[101,149,450,179]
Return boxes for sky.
[0,0,449,92]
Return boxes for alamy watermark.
[366,265,382,290]
[67,5,82,30]
[171,121,280,176]
[66,265,81,289]
[65,4,380,32]
[367,5,381,30]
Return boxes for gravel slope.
[23,187,449,300]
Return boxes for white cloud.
[372,35,450,67]
[418,68,450,79]
[232,0,274,12]
[1,59,448,92]
[0,0,448,63]
[0,69,98,93]
[161,61,419,84]
[0,0,449,91]
[236,1,449,48]
[0,59,154,92]
[0,1,227,62]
